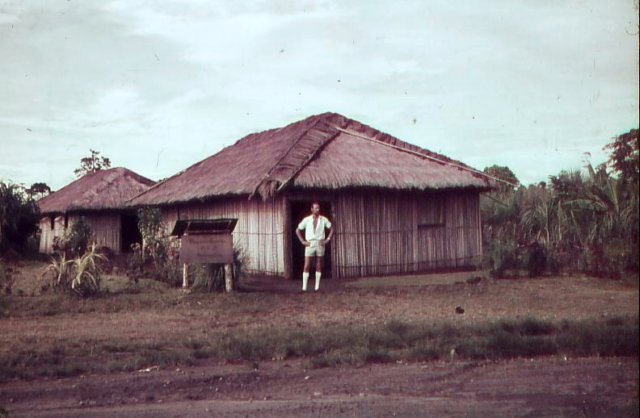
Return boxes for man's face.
[311,203,320,216]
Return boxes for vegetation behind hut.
[482,128,639,279]
[0,182,39,253]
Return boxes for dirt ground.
[0,261,638,416]
[2,357,638,417]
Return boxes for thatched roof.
[38,167,155,214]
[129,113,493,206]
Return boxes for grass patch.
[218,316,638,368]
[1,316,637,381]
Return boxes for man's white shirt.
[298,215,332,241]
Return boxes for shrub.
[524,242,546,278]
[44,246,105,297]
[52,218,93,258]
[484,238,518,278]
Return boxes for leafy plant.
[53,217,94,258]
[44,246,105,297]
[70,246,105,297]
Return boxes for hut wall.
[78,214,122,253]
[38,213,122,254]
[333,190,482,278]
[161,196,286,276]
[38,215,65,254]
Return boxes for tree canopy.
[0,182,40,252]
[26,182,52,200]
[74,149,111,178]
[604,128,639,185]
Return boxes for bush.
[524,242,546,278]
[53,218,93,258]
[483,238,518,278]
[44,246,105,297]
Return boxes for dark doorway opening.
[121,212,142,252]
[290,200,333,280]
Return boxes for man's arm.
[323,226,334,245]
[296,229,309,246]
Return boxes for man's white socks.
[315,272,321,291]
[302,272,309,291]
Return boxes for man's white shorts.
[305,240,325,257]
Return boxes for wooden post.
[283,196,292,280]
[182,263,189,289]
[224,263,233,292]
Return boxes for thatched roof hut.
[39,167,154,214]
[131,112,490,205]
[38,168,155,254]
[130,113,493,279]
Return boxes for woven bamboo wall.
[332,190,482,278]
[80,214,122,253]
[39,213,122,254]
[38,216,65,254]
[162,196,286,276]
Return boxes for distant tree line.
[0,182,39,252]
[482,128,639,278]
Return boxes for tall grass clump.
[43,245,105,297]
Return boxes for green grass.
[218,316,638,368]
[1,316,637,381]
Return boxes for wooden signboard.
[180,234,234,264]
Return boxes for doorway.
[290,200,333,279]
[121,212,142,252]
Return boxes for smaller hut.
[38,167,155,254]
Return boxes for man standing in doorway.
[296,202,334,292]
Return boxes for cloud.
[0,0,637,189]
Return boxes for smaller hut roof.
[38,167,155,215]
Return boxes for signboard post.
[171,219,238,292]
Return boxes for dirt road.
[2,357,637,417]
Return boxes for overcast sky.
[1,0,638,190]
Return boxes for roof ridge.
[248,116,326,199]
[251,116,347,199]
[275,123,342,194]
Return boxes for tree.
[483,165,520,195]
[0,182,40,252]
[604,128,639,186]
[26,182,52,199]
[74,149,111,177]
